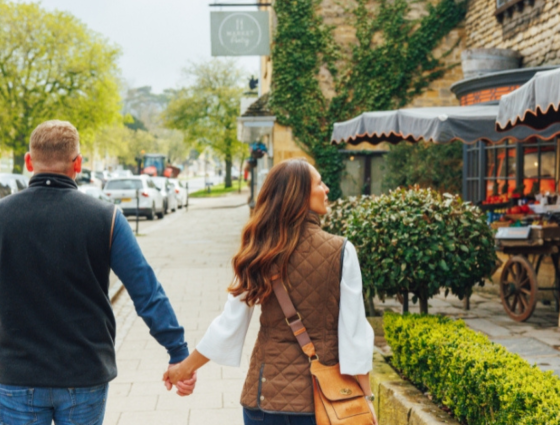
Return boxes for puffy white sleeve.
[196,293,254,367]
[338,241,374,375]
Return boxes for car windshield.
[105,179,143,190]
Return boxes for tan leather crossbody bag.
[271,274,375,425]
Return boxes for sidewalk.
[106,190,257,425]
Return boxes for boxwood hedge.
[384,312,560,425]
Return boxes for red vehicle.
[142,154,180,178]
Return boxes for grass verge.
[190,181,247,198]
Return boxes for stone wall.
[319,0,466,108]
[466,0,560,66]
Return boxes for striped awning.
[331,105,560,146]
[496,67,560,132]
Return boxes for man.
[0,120,195,424]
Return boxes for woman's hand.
[162,349,210,396]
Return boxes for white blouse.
[196,241,374,375]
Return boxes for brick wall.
[466,0,560,66]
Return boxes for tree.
[0,0,122,172]
[163,59,247,188]
[382,141,463,194]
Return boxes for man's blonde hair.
[30,120,80,169]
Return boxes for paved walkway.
[106,190,257,425]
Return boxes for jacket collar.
[29,173,78,190]
[305,211,322,227]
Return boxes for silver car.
[104,176,164,220]
[169,179,188,208]
[0,174,29,195]
[78,185,123,212]
[152,176,178,213]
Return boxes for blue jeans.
[243,408,316,425]
[0,383,108,425]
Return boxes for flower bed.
[384,312,560,425]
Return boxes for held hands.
[163,363,197,397]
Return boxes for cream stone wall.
[272,123,314,165]
[466,0,560,66]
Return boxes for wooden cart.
[495,226,560,321]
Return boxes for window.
[463,138,559,203]
[522,139,557,194]
[485,139,517,198]
[105,179,143,190]
[465,143,482,203]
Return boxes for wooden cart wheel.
[500,255,537,322]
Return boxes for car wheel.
[146,203,155,221]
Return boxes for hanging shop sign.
[210,11,270,56]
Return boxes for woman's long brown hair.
[229,159,312,306]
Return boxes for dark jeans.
[0,383,108,425]
[243,408,316,425]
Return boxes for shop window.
[463,138,560,204]
[485,140,516,199]
[522,139,557,194]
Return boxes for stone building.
[241,0,560,199]
[240,0,468,198]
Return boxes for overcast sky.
[25,0,260,93]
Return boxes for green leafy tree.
[163,60,247,188]
[0,0,122,172]
[271,0,466,199]
[383,141,464,194]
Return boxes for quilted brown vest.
[240,213,346,414]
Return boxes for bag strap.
[271,273,318,360]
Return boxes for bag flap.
[310,361,364,401]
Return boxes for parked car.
[103,176,164,220]
[152,176,178,213]
[76,168,103,188]
[94,171,112,188]
[169,179,188,208]
[111,169,133,178]
[0,182,11,200]
[0,173,29,195]
[78,185,123,211]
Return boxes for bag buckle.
[308,354,320,363]
[285,312,302,326]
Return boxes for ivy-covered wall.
[269,0,467,199]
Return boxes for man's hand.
[163,364,197,397]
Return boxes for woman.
[165,159,377,425]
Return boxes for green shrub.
[323,196,372,237]
[348,187,495,312]
[384,312,560,425]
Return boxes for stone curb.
[370,350,460,425]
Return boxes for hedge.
[384,312,560,425]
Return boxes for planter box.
[370,349,460,425]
